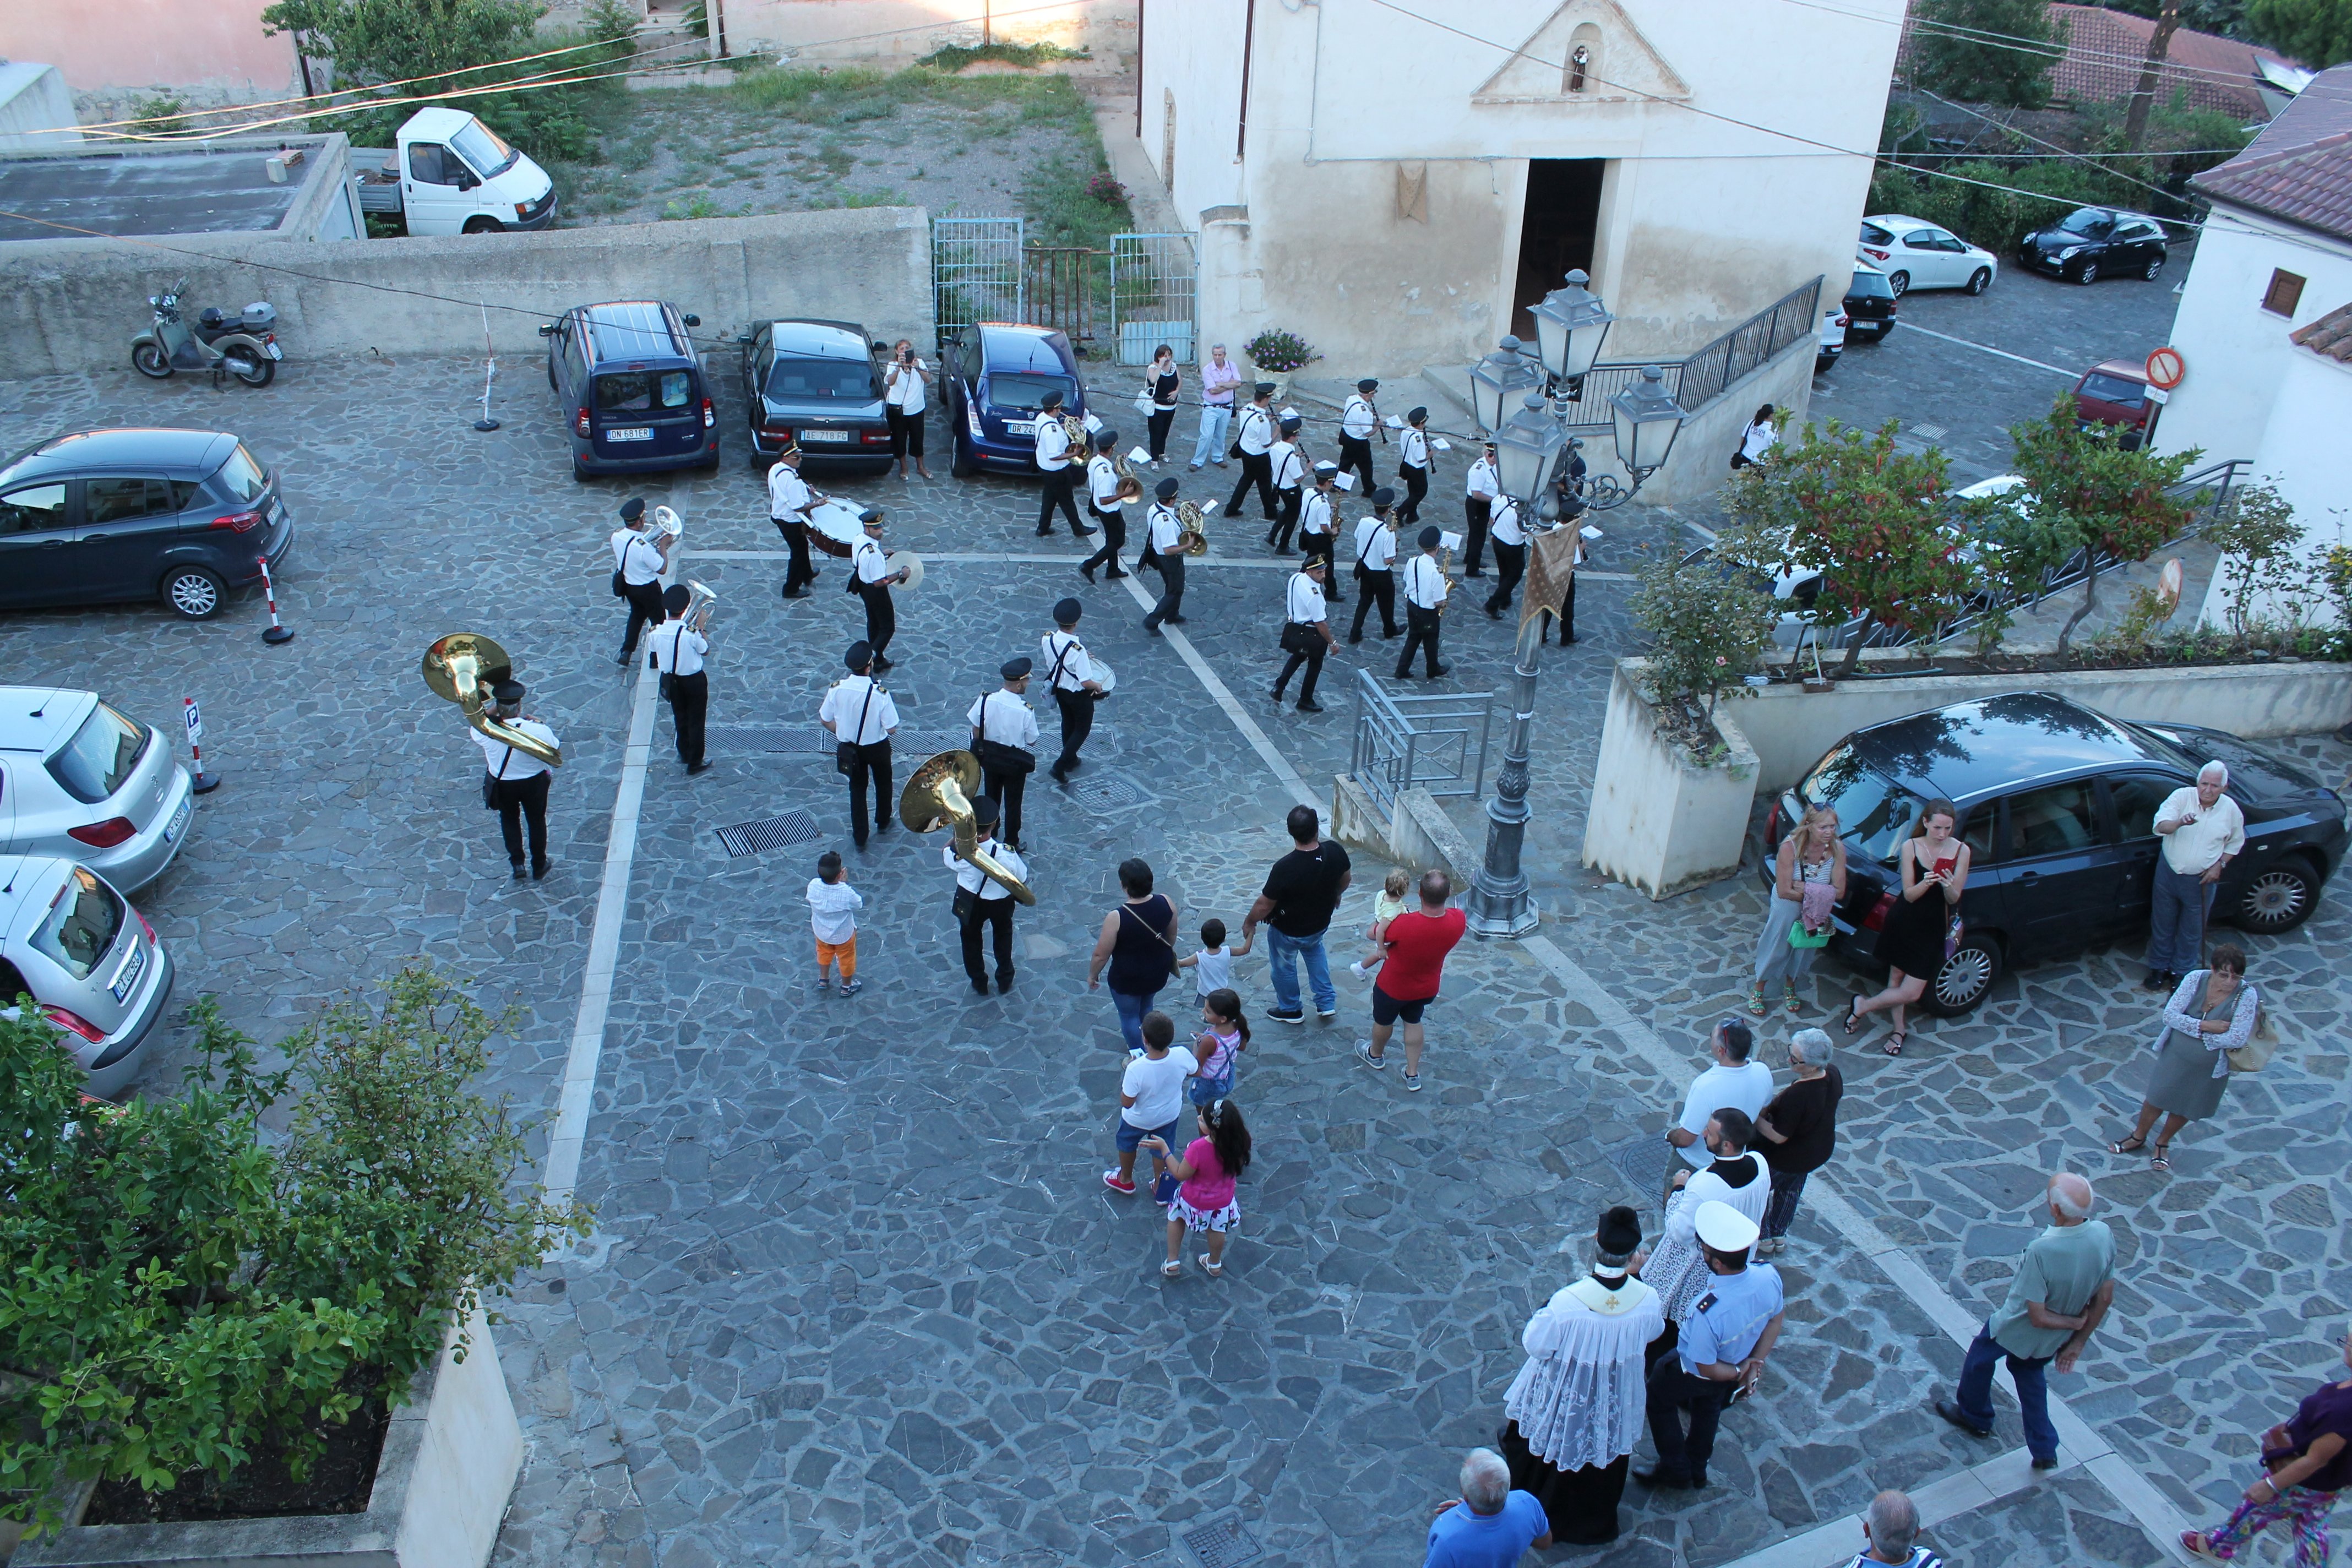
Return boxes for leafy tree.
[2246,0,2352,63]
[2007,396,2201,655]
[1911,0,2072,108]
[2204,483,2305,639]
[1953,484,2082,660]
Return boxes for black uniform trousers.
[1542,572,1578,644]
[491,772,550,869]
[1303,533,1343,600]
[960,892,1016,988]
[1267,487,1302,549]
[1396,604,1443,677]
[1337,434,1378,497]
[1081,507,1128,577]
[1274,635,1327,705]
[1051,687,1095,778]
[1145,553,1185,629]
[1037,467,1086,536]
[1398,462,1429,525]
[667,669,708,767]
[1349,568,1398,641]
[858,580,896,661]
[1486,540,1527,618]
[982,764,1030,850]
[1644,1360,1733,1485]
[1462,497,1492,575]
[1225,451,1277,520]
[845,740,892,847]
[619,580,665,655]
[775,519,816,596]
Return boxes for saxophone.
[1436,543,1455,616]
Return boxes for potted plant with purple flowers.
[1243,328,1319,401]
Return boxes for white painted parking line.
[1897,322,2077,378]
[1113,571,1320,807]
[683,549,1634,581]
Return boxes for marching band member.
[1300,462,1344,602]
[610,496,671,665]
[949,796,1029,996]
[767,443,820,599]
[1143,476,1188,634]
[647,583,712,775]
[476,679,560,880]
[1485,491,1530,620]
[1033,389,1091,538]
[1043,597,1105,785]
[1463,439,1499,578]
[819,641,899,850]
[851,508,907,671]
[969,657,1041,852]
[1266,415,1306,551]
[1338,377,1382,497]
[1396,525,1450,680]
[1397,406,1432,525]
[1271,556,1336,714]
[1222,383,1280,522]
[1348,487,1402,644]
[1081,428,1131,582]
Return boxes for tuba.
[900,750,1037,905]
[653,504,683,547]
[682,579,718,636]
[1175,500,1208,557]
[421,632,563,767]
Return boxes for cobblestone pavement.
[3,349,2340,1568]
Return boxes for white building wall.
[0,63,78,150]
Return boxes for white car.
[1816,306,1849,372]
[0,689,195,892]
[1859,215,1999,297]
[0,856,174,1099]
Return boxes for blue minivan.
[542,301,720,480]
[941,323,1086,478]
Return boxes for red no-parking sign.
[2146,346,2186,390]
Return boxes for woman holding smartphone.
[1843,799,1969,1057]
[1145,345,1181,467]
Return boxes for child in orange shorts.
[806,850,863,997]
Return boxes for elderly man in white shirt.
[1189,344,1242,470]
[1664,1018,1773,1203]
[2146,760,2246,989]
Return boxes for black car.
[1761,693,2347,1016]
[1843,263,1898,342]
[0,429,296,619]
[541,301,719,480]
[2019,207,2169,286]
[737,318,894,472]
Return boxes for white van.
[354,107,558,236]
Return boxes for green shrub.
[1629,532,1778,744]
[916,40,1087,73]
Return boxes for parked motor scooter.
[130,278,280,387]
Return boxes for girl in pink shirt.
[1142,1099,1252,1278]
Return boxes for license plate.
[798,428,850,443]
[1006,420,1038,437]
[608,427,653,443]
[110,941,145,1004]
[265,342,282,361]
[163,796,191,845]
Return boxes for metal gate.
[1110,231,1196,366]
[1023,245,1101,346]
[932,216,1022,352]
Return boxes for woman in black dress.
[1087,857,1179,1053]
[1145,346,1182,466]
[1843,798,1969,1057]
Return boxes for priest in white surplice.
[1498,1205,1664,1547]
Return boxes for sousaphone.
[899,750,1036,905]
[421,632,563,767]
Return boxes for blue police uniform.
[1645,1262,1784,1486]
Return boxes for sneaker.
[1354,1039,1386,1071]
[1402,1071,1422,1092]
[1746,981,1767,1017]
[1103,1170,1137,1194]
[1349,961,1368,980]
[839,979,863,997]
[1316,1007,1337,1020]
[1267,1006,1305,1025]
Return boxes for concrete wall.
[1613,329,1816,506]
[1581,662,1760,898]
[393,1306,522,1568]
[1330,774,1476,886]
[0,63,80,149]
[1144,0,1897,376]
[0,206,932,377]
[721,0,1134,66]
[0,0,299,98]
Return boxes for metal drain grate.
[1065,771,1153,812]
[1180,1518,1263,1568]
[1604,1133,1671,1196]
[706,725,829,755]
[715,810,824,857]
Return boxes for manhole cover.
[1604,1133,1670,1197]
[706,725,827,755]
[1910,422,1950,440]
[1180,1518,1262,1568]
[1066,771,1153,812]
[715,810,823,857]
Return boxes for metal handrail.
[1348,669,1497,811]
[1566,276,1824,426]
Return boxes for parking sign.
[183,697,202,744]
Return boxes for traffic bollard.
[257,554,294,645]
[184,697,221,794]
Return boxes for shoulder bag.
[952,883,977,921]
[835,682,878,776]
[1280,620,1320,655]
[655,624,680,702]
[972,691,1037,776]
[2228,993,2275,1074]
[482,745,513,810]
[1117,899,1180,983]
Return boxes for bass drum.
[808,498,865,559]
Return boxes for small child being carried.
[1348,868,1413,981]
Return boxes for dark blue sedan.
[940,323,1085,478]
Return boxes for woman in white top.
[1730,404,1779,470]
[884,338,932,481]
[1750,805,1847,1018]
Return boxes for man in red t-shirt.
[1355,870,1467,1092]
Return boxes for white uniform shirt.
[612,527,665,587]
[1353,516,1396,573]
[1491,497,1528,547]
[2157,787,2247,875]
[884,356,927,415]
[1042,630,1095,692]
[1342,395,1378,440]
[1300,490,1336,540]
[474,719,559,783]
[1087,453,1123,514]
[1286,571,1328,624]
[819,675,899,746]
[853,537,894,587]
[1235,403,1277,456]
[766,462,813,522]
[648,621,707,676]
[968,689,1041,750]
[1400,427,1430,471]
[1034,417,1072,472]
[1271,440,1305,492]
[1467,456,1499,500]
[1401,552,1449,610]
[1146,503,1183,554]
[947,836,1029,901]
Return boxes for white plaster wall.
[0,64,80,150]
[2216,348,2352,628]
[1582,663,1760,899]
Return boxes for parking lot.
[4,307,2347,1567]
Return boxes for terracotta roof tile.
[2192,66,2352,243]
[2291,302,2352,363]
[2044,5,2290,120]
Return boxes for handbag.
[2228,998,2275,1073]
[610,568,628,598]
[1943,913,1964,962]
[1132,389,1153,415]
[835,682,878,777]
[952,885,977,921]
[1152,1169,1180,1206]
[1788,921,1831,950]
[1280,621,1320,655]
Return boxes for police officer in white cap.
[949,796,1029,997]
[1299,462,1344,600]
[1266,413,1306,551]
[1223,382,1281,521]
[1637,1200,1785,1492]
[1032,388,1092,539]
[1142,476,1188,634]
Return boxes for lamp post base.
[1464,893,1540,940]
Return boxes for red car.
[2072,359,2154,444]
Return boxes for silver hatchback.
[0,689,194,891]
[0,855,175,1098]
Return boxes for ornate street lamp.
[1491,391,1568,504]
[1528,269,1614,386]
[1467,336,1544,435]
[1610,364,1686,480]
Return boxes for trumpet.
[899,750,1037,906]
[682,579,718,635]
[421,632,563,767]
[1175,499,1209,557]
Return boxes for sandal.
[2108,1135,2147,1156]
[1746,982,1767,1017]
[1783,980,1803,1017]
[2151,1144,2171,1172]
[1842,997,1865,1036]
[1198,1253,1224,1277]
[1883,1031,1905,1057]
[2181,1531,2222,1562]
[1160,1259,1184,1277]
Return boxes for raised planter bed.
[13,1306,520,1568]
[1581,663,1759,897]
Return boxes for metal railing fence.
[1348,669,1497,813]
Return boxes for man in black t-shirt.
[1240,805,1353,1023]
